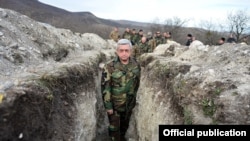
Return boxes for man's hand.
[106,109,113,115]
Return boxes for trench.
[0,52,187,141]
[0,52,112,141]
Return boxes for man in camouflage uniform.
[109,27,120,42]
[162,31,172,43]
[130,29,137,45]
[101,39,141,141]
[122,28,132,41]
[154,31,164,49]
[186,33,193,46]
[131,29,144,46]
[133,36,152,59]
[146,32,156,52]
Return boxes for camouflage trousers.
[108,110,132,141]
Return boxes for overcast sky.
[38,0,249,27]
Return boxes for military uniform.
[154,36,164,48]
[131,33,143,45]
[110,30,120,42]
[122,31,132,41]
[101,57,141,141]
[133,40,152,59]
[147,37,156,52]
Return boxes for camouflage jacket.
[109,31,120,42]
[131,33,143,45]
[122,31,132,41]
[147,37,156,51]
[133,40,152,58]
[155,36,164,47]
[130,33,137,45]
[101,57,141,112]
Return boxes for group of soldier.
[109,27,172,59]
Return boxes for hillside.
[0,0,148,38]
[0,0,207,44]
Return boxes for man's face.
[116,44,131,62]
[141,37,147,43]
[218,39,224,44]
[163,32,167,37]
[156,32,161,36]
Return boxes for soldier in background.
[226,33,236,43]
[132,29,144,45]
[165,31,172,42]
[154,31,164,48]
[101,39,141,141]
[109,27,120,42]
[133,36,152,59]
[146,32,156,52]
[122,28,132,41]
[217,37,225,45]
[185,33,193,46]
[130,28,137,45]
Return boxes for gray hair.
[117,39,132,50]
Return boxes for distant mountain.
[0,0,149,38]
[115,20,150,28]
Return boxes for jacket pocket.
[111,70,124,85]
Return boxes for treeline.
[94,9,250,46]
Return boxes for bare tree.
[148,18,162,33]
[198,20,224,45]
[163,17,189,40]
[227,9,250,42]
[163,17,188,31]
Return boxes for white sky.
[38,0,250,27]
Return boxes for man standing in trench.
[101,39,141,141]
